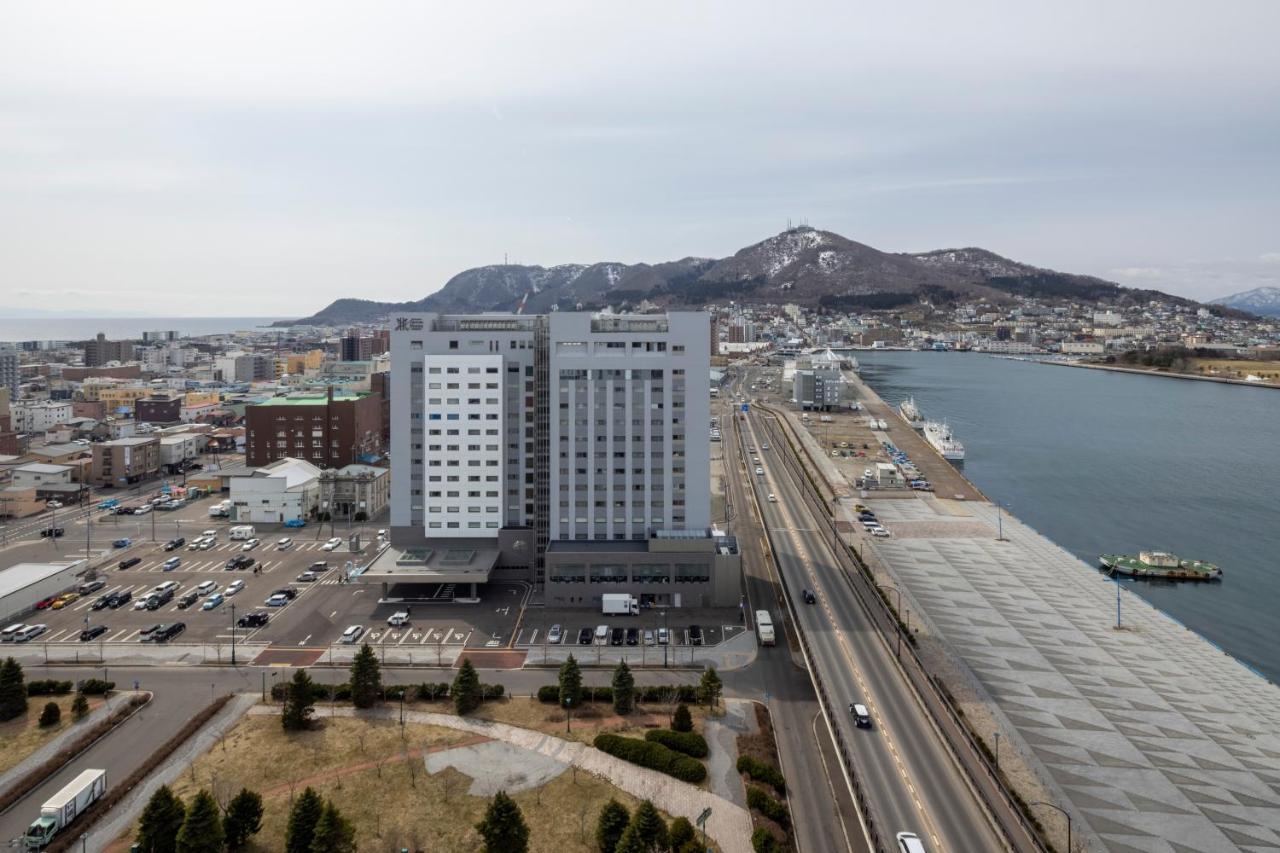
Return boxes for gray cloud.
[1,1,1278,313]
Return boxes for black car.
[272,588,298,600]
[625,627,639,646]
[155,623,186,642]
[118,557,142,570]
[139,624,163,639]
[176,591,199,610]
[802,589,816,605]
[116,506,134,515]
[858,512,877,522]
[79,625,109,642]
[225,555,249,570]
[577,627,593,645]
[689,625,704,646]
[146,589,173,610]
[40,527,65,538]
[91,594,113,611]
[610,627,625,646]
[164,537,185,551]
[237,611,269,628]
[108,590,132,608]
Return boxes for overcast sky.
[2,1,1278,315]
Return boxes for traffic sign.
[741,403,749,413]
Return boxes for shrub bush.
[416,682,451,701]
[638,684,698,703]
[747,786,789,828]
[27,680,73,696]
[737,755,786,795]
[481,683,505,700]
[537,685,561,704]
[77,679,114,696]
[38,702,61,727]
[593,733,706,784]
[644,729,709,758]
[751,826,783,853]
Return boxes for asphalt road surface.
[740,407,1008,853]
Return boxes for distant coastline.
[0,316,289,342]
[1047,360,1280,389]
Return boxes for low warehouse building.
[0,560,86,622]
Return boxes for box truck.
[601,594,639,616]
[25,769,106,849]
[229,525,255,540]
[208,499,232,518]
[756,610,776,646]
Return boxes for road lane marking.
[298,634,311,646]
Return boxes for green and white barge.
[1099,551,1223,581]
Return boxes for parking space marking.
[46,628,74,642]
[105,628,131,642]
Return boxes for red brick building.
[244,389,384,468]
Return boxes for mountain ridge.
[1210,286,1280,317]
[276,227,1209,326]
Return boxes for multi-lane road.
[726,365,1012,852]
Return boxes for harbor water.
[852,351,1280,683]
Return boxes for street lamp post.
[229,603,236,666]
[994,731,1000,768]
[1032,801,1072,853]
[661,610,668,668]
[564,697,572,734]
[996,500,1011,542]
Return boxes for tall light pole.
[229,603,236,666]
[1032,801,1072,853]
[996,500,1010,542]
[661,610,668,668]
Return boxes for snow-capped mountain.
[1210,286,1280,317]
[280,227,1199,325]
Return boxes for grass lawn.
[0,694,104,775]
[113,710,705,853]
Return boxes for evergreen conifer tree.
[137,785,186,853]
[175,789,224,853]
[285,787,324,853]
[595,798,630,853]
[349,644,382,708]
[611,660,635,715]
[452,658,482,715]
[475,791,529,853]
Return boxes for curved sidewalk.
[251,703,754,853]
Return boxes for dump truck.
[25,769,106,849]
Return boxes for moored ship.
[899,397,925,430]
[923,420,965,461]
[1099,551,1223,581]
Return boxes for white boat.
[899,398,925,430]
[923,421,965,462]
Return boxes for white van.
[341,625,364,644]
[195,580,218,596]
[896,832,927,853]
[1,623,26,642]
[276,538,294,551]
[387,612,410,627]
[594,625,609,644]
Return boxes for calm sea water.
[0,316,288,342]
[852,351,1280,683]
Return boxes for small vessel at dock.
[899,398,925,430]
[923,420,965,461]
[1099,551,1223,581]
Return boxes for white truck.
[25,769,107,849]
[756,610,776,646]
[208,499,232,518]
[229,525,255,540]
[601,594,639,616]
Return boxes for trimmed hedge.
[273,680,504,703]
[737,755,786,795]
[77,679,115,696]
[537,683,699,704]
[26,679,73,696]
[644,729,709,758]
[594,733,706,783]
[747,786,789,829]
[416,682,451,701]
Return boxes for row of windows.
[427,413,500,421]
[426,382,499,389]
[426,365,500,374]
[425,506,500,513]
[428,521,501,529]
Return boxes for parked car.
[321,537,343,552]
[40,527,65,538]
[577,627,593,645]
[112,538,132,548]
[609,627,624,646]
[656,627,670,645]
[153,623,187,643]
[146,590,173,610]
[164,537,185,551]
[108,590,132,609]
[386,611,410,627]
[264,593,289,607]
[237,611,269,628]
[119,557,143,570]
[133,595,154,611]
[643,629,655,646]
[225,580,245,597]
[340,625,364,644]
[546,624,563,644]
[91,595,113,611]
[241,538,259,551]
[625,627,639,646]
[276,538,294,550]
[177,591,199,610]
[78,579,106,595]
[689,625,704,646]
[201,593,225,611]
[35,596,58,610]
[46,500,63,509]
[272,588,298,600]
[16,624,48,642]
[195,580,218,596]
[139,624,163,639]
[51,593,80,610]
[79,625,108,642]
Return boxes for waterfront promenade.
[828,373,1280,851]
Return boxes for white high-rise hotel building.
[382,311,738,607]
